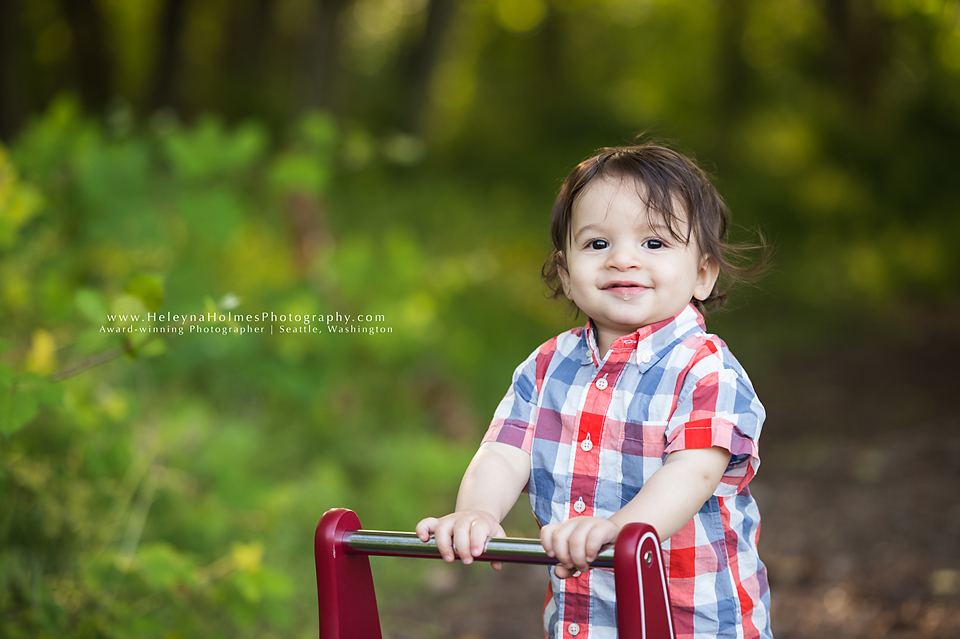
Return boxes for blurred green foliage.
[0,98,502,637]
[2,0,960,636]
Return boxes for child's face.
[559,175,719,353]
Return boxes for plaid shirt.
[482,304,772,639]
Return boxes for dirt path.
[755,322,960,638]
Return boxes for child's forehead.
[571,174,690,232]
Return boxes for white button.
[573,497,586,513]
[580,433,593,452]
[640,352,652,364]
[568,622,581,636]
[595,377,608,390]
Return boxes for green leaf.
[176,188,244,243]
[0,146,44,248]
[161,116,267,181]
[135,543,198,592]
[18,374,62,405]
[110,294,147,327]
[75,288,108,323]
[0,361,13,387]
[76,326,111,353]
[136,338,167,358]
[269,152,330,194]
[126,275,164,312]
[0,390,38,438]
[297,111,337,151]
[231,571,262,604]
[0,372,61,437]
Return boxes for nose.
[605,243,641,270]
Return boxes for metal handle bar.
[316,509,675,639]
[343,529,615,568]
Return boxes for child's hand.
[416,511,507,571]
[540,516,620,579]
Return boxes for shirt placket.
[561,345,632,639]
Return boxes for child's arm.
[541,446,730,578]
[416,441,530,570]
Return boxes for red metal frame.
[315,508,675,639]
[314,508,383,639]
[613,522,675,639]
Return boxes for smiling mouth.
[602,282,648,297]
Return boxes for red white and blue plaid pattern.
[482,304,772,639]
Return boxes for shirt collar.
[581,303,707,370]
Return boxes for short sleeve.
[663,340,764,497]
[480,347,542,454]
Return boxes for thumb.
[481,524,506,553]
[554,564,577,580]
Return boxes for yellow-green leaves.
[0,146,44,249]
[0,362,62,439]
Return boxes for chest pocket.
[618,421,668,504]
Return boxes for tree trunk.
[220,0,276,119]
[711,0,750,165]
[149,0,188,113]
[398,0,458,133]
[57,0,113,113]
[299,0,352,113]
[0,0,26,139]
[821,0,888,110]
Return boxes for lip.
[602,281,649,296]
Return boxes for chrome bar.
[342,530,615,569]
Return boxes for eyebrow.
[571,223,602,241]
[572,220,673,242]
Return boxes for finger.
[540,524,557,557]
[469,520,492,557]
[550,522,576,569]
[433,519,456,562]
[585,524,617,562]
[566,523,592,571]
[415,517,439,542]
[453,518,476,564]
[491,561,503,571]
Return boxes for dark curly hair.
[542,143,767,314]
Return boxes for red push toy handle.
[315,508,675,639]
[614,522,676,639]
[315,509,383,639]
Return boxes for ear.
[557,255,572,299]
[692,255,720,302]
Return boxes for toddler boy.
[417,145,771,639]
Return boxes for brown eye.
[589,239,608,250]
[643,239,664,250]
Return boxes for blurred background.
[1,0,959,637]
